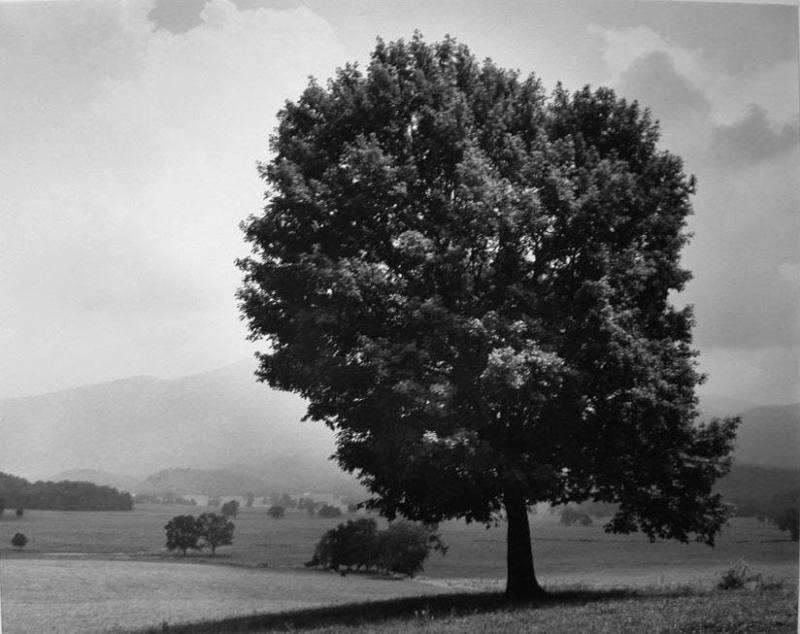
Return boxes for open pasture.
[0,506,796,632]
[0,559,449,633]
[0,504,795,584]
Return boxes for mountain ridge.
[3,361,796,485]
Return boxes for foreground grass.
[137,583,797,633]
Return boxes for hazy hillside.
[716,464,800,515]
[698,397,799,471]
[0,360,342,487]
[49,469,141,493]
[4,361,795,493]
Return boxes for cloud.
[616,49,710,126]
[0,0,348,396]
[592,21,799,403]
[709,103,800,169]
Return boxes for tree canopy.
[197,512,235,555]
[238,34,738,596]
[164,515,201,556]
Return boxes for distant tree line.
[133,492,197,506]
[0,472,132,511]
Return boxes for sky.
[0,0,798,406]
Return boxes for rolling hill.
[0,360,345,490]
[1,362,796,496]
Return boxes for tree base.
[505,579,547,600]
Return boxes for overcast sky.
[1,0,798,405]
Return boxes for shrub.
[718,560,762,590]
[11,532,27,549]
[376,521,447,577]
[307,518,379,571]
[560,507,592,527]
[307,518,446,577]
[15,508,23,517]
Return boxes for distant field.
[0,506,796,632]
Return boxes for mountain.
[0,360,343,488]
[137,468,268,497]
[698,397,799,470]
[716,464,800,516]
[698,394,756,420]
[3,361,796,491]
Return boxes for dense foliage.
[238,34,738,595]
[197,512,235,555]
[306,518,446,576]
[165,515,202,556]
[0,472,132,511]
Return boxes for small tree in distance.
[11,532,27,549]
[267,505,285,519]
[318,504,343,518]
[197,512,235,556]
[238,34,739,597]
[298,497,318,516]
[165,515,201,556]
[220,500,239,519]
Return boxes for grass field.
[132,585,799,633]
[0,505,796,632]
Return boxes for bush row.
[305,518,447,577]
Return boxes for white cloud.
[0,0,347,396]
[592,20,799,403]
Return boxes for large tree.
[238,35,738,597]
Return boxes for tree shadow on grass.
[137,585,693,633]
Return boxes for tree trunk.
[504,485,545,598]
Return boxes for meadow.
[0,505,796,632]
